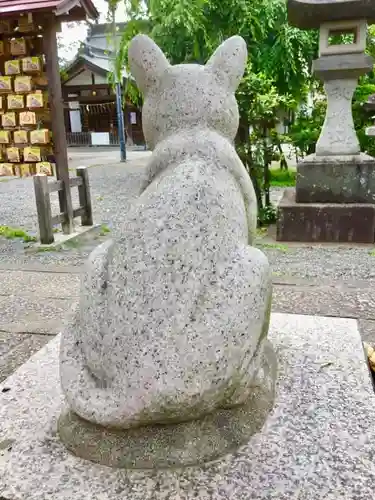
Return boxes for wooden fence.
[34,167,93,244]
[66,132,92,147]
[66,132,120,147]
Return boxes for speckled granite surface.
[1,312,374,499]
[60,34,275,432]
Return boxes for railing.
[33,167,93,244]
[66,132,91,147]
[109,132,119,145]
[66,131,145,147]
[67,132,121,146]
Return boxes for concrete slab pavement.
[1,313,373,499]
[2,258,375,385]
[0,265,81,383]
[1,146,373,384]
[0,333,52,384]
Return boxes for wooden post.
[82,107,89,131]
[43,15,73,235]
[76,167,93,226]
[33,174,54,244]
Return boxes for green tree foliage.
[236,69,296,216]
[288,24,375,160]
[57,21,85,69]
[114,0,317,97]
[367,25,375,61]
[354,78,375,157]
[289,79,375,160]
[111,0,318,222]
[288,99,326,158]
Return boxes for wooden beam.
[51,213,66,226]
[76,167,93,226]
[63,61,108,84]
[34,174,54,245]
[48,177,82,193]
[64,95,115,104]
[64,84,110,92]
[43,15,74,235]
[70,177,83,188]
[48,180,63,193]
[73,207,85,218]
[62,67,86,86]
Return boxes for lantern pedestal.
[277,2,375,242]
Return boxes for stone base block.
[1,313,375,499]
[277,188,375,243]
[296,153,375,203]
[58,339,276,468]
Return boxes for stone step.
[1,313,373,499]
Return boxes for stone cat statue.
[59,34,276,430]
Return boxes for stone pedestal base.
[58,342,277,469]
[277,188,375,243]
[296,153,375,203]
[1,314,374,499]
[58,347,275,469]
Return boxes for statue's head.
[128,35,247,149]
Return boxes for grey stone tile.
[358,319,375,344]
[0,334,53,383]
[1,314,374,498]
[0,263,83,273]
[0,296,77,334]
[272,284,375,320]
[0,271,80,299]
[0,332,29,357]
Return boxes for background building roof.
[65,22,128,82]
[0,0,98,20]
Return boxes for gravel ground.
[262,245,375,282]
[0,156,149,234]
[0,157,150,267]
[1,162,375,284]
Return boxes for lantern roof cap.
[288,0,375,29]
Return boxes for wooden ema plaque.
[0,14,54,177]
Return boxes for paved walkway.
[1,261,373,383]
[0,148,373,381]
[67,147,151,170]
[0,264,80,382]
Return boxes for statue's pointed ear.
[128,34,170,95]
[206,36,247,93]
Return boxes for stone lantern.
[277,0,375,243]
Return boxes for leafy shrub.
[288,100,325,158]
[269,168,296,187]
[258,204,277,226]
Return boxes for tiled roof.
[81,52,128,79]
[64,22,129,82]
[65,51,128,82]
[0,0,98,19]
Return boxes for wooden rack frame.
[34,166,93,244]
[0,2,98,244]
